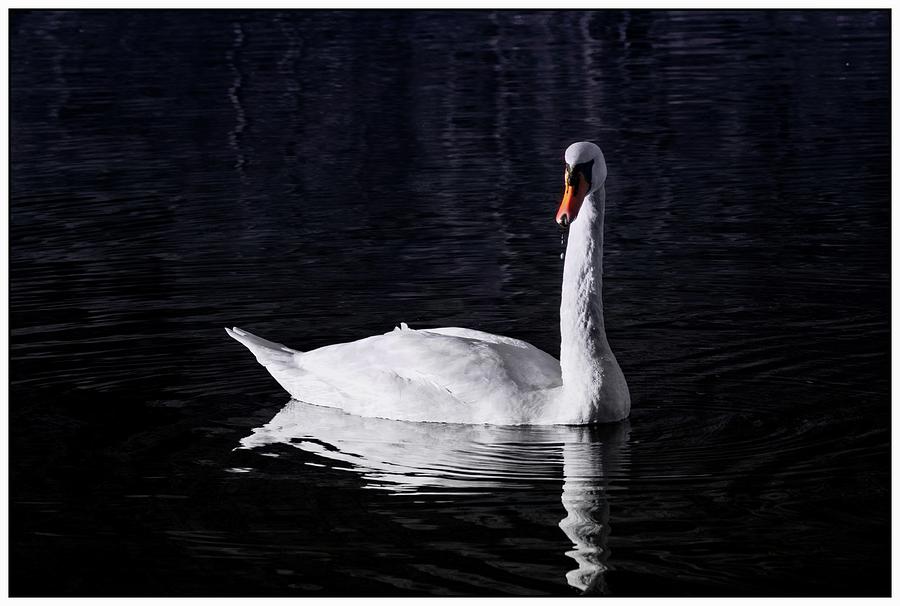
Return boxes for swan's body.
[228,142,630,425]
[228,324,565,424]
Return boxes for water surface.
[10,9,890,596]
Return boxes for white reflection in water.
[559,440,613,593]
[239,400,629,593]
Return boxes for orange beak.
[556,173,588,228]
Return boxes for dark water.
[10,9,890,596]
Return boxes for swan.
[227,141,630,425]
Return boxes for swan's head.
[556,141,607,228]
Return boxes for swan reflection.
[559,436,616,593]
[239,400,629,593]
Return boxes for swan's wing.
[229,325,561,424]
[420,326,561,388]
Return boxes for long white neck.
[558,187,630,423]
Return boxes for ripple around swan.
[227,395,888,595]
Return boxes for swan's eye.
[566,160,594,188]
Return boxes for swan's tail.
[226,326,302,367]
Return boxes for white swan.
[227,141,630,425]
